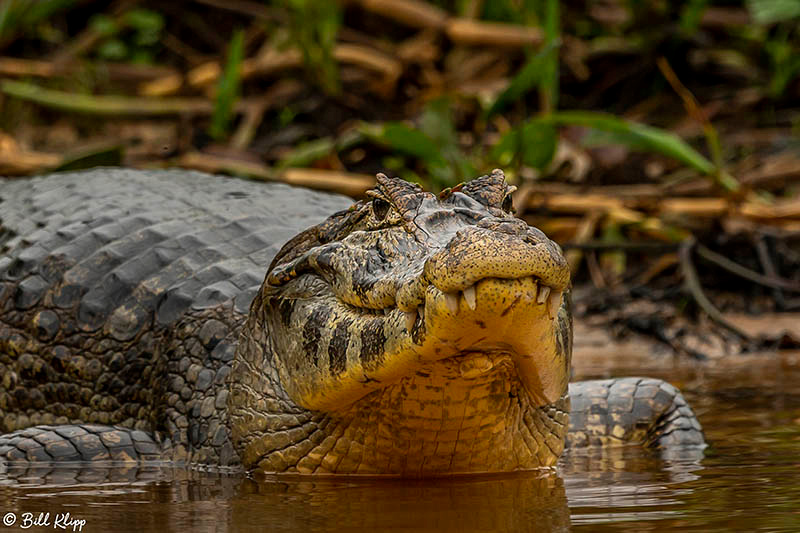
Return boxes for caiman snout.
[423,222,570,296]
[407,221,571,405]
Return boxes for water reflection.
[1,466,571,532]
[236,472,571,532]
[0,446,708,533]
[3,359,800,532]
[560,446,703,528]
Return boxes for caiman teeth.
[528,278,538,301]
[547,290,563,319]
[463,285,476,310]
[537,285,551,304]
[404,309,418,331]
[445,292,459,313]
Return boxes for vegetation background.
[1,0,799,357]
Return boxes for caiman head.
[228,169,572,475]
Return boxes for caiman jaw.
[401,275,569,407]
[387,221,571,407]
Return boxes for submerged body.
[0,169,703,475]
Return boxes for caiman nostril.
[476,217,528,234]
[523,226,550,245]
[496,220,528,235]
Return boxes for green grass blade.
[209,29,244,141]
[746,0,800,23]
[283,0,341,94]
[680,0,709,33]
[0,0,75,45]
[541,0,559,112]
[0,79,215,115]
[487,41,557,117]
[491,120,557,170]
[367,122,446,167]
[541,111,716,175]
[55,144,124,172]
[276,137,335,170]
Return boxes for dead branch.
[679,238,750,340]
[695,243,800,293]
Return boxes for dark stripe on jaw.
[350,267,379,304]
[328,316,353,375]
[359,317,386,366]
[411,312,426,344]
[303,304,333,367]
[555,298,573,367]
[278,299,294,327]
[500,295,522,317]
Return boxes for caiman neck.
[285,351,570,476]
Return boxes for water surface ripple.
[2,358,800,532]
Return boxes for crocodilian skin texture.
[228,169,575,475]
[0,168,704,476]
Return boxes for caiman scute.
[0,168,704,475]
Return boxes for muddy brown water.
[2,343,800,532]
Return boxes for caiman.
[0,168,704,475]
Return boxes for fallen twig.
[740,198,800,220]
[281,169,375,197]
[139,73,184,97]
[177,153,374,197]
[1,80,215,115]
[357,0,542,47]
[446,18,543,47]
[739,152,800,189]
[754,235,786,310]
[334,43,403,83]
[0,134,61,175]
[0,57,178,82]
[192,0,281,20]
[695,242,800,293]
[678,238,750,340]
[634,253,680,286]
[565,211,602,274]
[586,251,606,289]
[145,42,405,98]
[230,80,304,150]
[525,189,800,224]
[561,241,679,252]
[357,0,449,30]
[50,0,137,65]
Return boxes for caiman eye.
[501,193,514,213]
[372,197,391,220]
